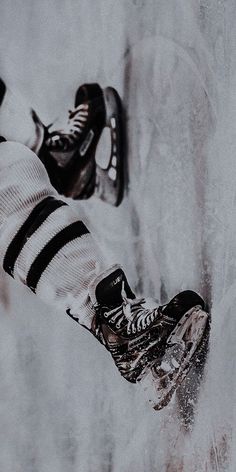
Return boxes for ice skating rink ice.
[1,1,236,470]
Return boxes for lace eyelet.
[104,312,109,318]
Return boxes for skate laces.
[47,104,89,150]
[109,282,159,334]
[67,103,89,130]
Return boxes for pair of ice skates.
[0,79,209,410]
[43,82,209,409]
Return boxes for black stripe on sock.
[3,196,67,277]
[26,221,90,293]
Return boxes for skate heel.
[139,306,209,410]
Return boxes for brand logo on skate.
[110,275,122,287]
[80,129,95,156]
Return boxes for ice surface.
[1,0,236,470]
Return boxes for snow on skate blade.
[139,306,209,411]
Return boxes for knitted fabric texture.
[0,141,107,328]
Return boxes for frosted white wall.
[0,1,235,470]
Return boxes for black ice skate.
[74,265,209,410]
[44,83,124,206]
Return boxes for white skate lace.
[48,104,89,150]
[123,296,159,334]
[104,282,160,335]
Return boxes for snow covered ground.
[1,0,236,470]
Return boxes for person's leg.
[0,78,123,205]
[0,138,105,328]
[0,140,209,410]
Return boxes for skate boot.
[44,83,124,206]
[68,265,209,410]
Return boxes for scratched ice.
[0,1,236,471]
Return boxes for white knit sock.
[0,141,108,329]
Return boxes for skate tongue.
[91,266,135,307]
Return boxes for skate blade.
[139,306,209,411]
[95,87,124,206]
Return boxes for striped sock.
[0,141,107,328]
